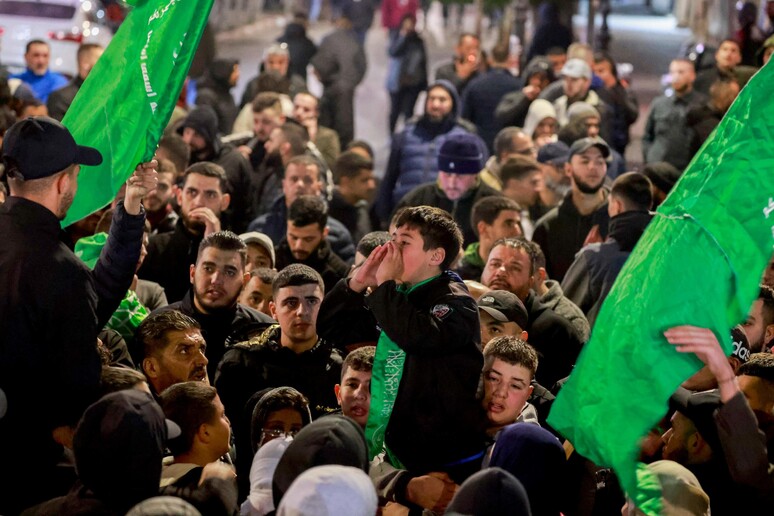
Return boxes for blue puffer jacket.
[375,80,487,222]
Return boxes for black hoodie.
[196,58,239,135]
[277,23,318,79]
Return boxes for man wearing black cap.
[536,141,571,209]
[178,105,252,232]
[562,172,653,327]
[477,289,529,346]
[0,116,157,513]
[532,136,610,282]
[395,132,501,246]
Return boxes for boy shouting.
[347,206,487,482]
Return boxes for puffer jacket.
[375,79,487,222]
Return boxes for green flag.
[547,61,774,515]
[61,0,214,227]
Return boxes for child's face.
[335,366,372,428]
[392,225,441,285]
[259,408,304,448]
[482,358,533,428]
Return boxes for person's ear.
[242,271,251,287]
[190,264,196,285]
[477,220,488,240]
[520,330,529,341]
[527,384,534,398]
[334,384,342,405]
[764,324,774,348]
[197,423,211,444]
[56,170,71,195]
[564,162,573,178]
[322,226,330,239]
[430,248,445,267]
[269,300,277,320]
[220,193,231,211]
[176,184,184,206]
[143,357,159,379]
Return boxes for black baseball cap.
[537,141,571,166]
[2,116,102,180]
[568,136,611,160]
[477,290,529,330]
[669,387,722,453]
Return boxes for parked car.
[0,0,114,77]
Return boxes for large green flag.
[547,61,774,514]
[61,0,214,227]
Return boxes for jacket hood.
[249,386,313,455]
[490,423,567,516]
[244,437,292,516]
[522,56,555,83]
[282,22,307,39]
[276,465,377,516]
[73,391,167,511]
[537,1,559,24]
[523,99,558,137]
[446,467,531,516]
[177,105,219,147]
[203,58,238,89]
[566,101,599,125]
[424,79,461,119]
[608,210,652,252]
[272,415,369,506]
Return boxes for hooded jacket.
[195,58,239,135]
[243,437,292,516]
[24,391,167,515]
[495,57,555,128]
[461,66,522,151]
[561,210,652,327]
[272,416,369,507]
[277,23,318,80]
[376,79,485,221]
[215,324,343,424]
[526,2,573,61]
[276,465,377,516]
[176,106,253,232]
[523,98,558,138]
[539,280,590,342]
[490,423,568,516]
[446,468,532,516]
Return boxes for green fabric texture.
[547,61,774,515]
[62,0,215,227]
[463,242,484,268]
[365,276,438,466]
[74,232,108,269]
[74,233,149,342]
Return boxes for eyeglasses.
[260,428,299,439]
[258,428,299,447]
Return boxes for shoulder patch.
[431,304,452,320]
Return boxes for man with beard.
[375,80,484,223]
[275,195,350,294]
[137,310,210,397]
[480,238,583,388]
[552,59,612,142]
[562,172,653,327]
[642,59,706,170]
[251,122,308,218]
[248,155,355,263]
[532,137,611,282]
[293,92,341,170]
[178,105,252,231]
[139,163,231,303]
[143,159,179,234]
[741,285,774,353]
[155,231,273,380]
[535,141,571,209]
[0,116,155,513]
[236,92,286,173]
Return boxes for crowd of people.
[2,1,774,515]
